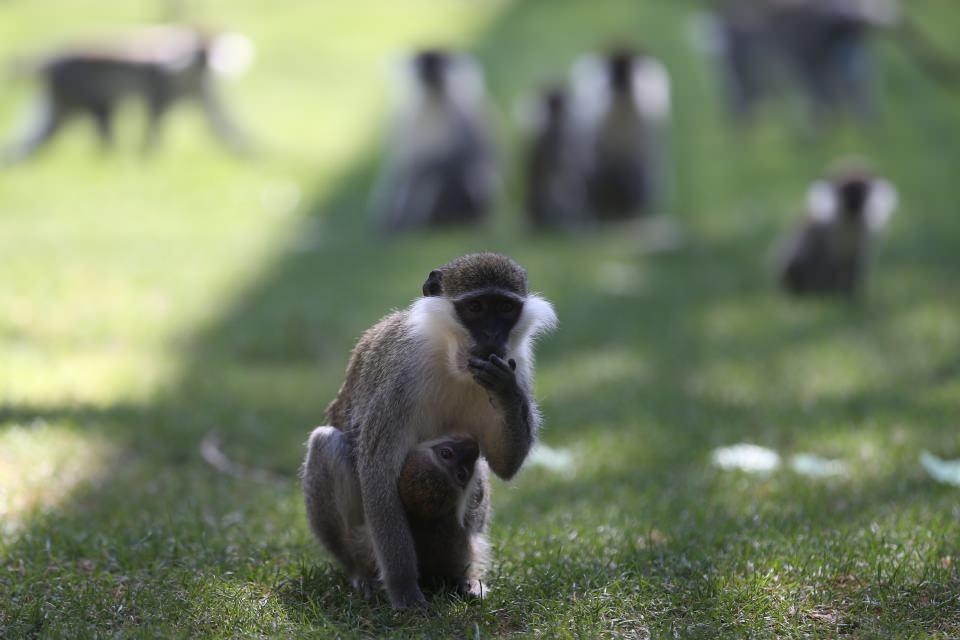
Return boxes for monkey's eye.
[466,300,484,315]
[456,467,469,483]
[438,446,454,460]
[497,300,516,314]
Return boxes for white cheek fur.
[408,293,558,379]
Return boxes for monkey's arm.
[468,355,538,480]
[355,397,427,609]
[463,460,491,533]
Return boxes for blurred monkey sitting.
[572,48,671,220]
[1,25,255,164]
[372,49,498,233]
[521,85,589,230]
[777,161,897,297]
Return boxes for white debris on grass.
[789,453,849,478]
[921,451,960,487]
[527,442,576,476]
[711,443,781,473]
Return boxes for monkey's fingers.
[470,368,500,389]
[469,357,504,375]
[470,367,510,394]
[488,355,514,374]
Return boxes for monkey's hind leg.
[302,426,377,594]
[1,99,66,165]
[90,104,115,151]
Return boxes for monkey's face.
[609,53,635,92]
[415,50,448,95]
[453,291,524,360]
[838,178,869,216]
[399,436,479,520]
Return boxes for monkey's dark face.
[431,437,480,488]
[453,290,524,360]
[415,50,448,94]
[609,53,635,92]
[399,436,479,520]
[838,178,869,218]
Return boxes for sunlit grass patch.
[0,421,117,536]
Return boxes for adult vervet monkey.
[1,25,254,163]
[313,253,556,608]
[778,162,897,296]
[303,431,490,598]
[572,48,671,220]
[372,49,499,233]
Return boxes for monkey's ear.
[422,270,443,297]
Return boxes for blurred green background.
[1,0,958,636]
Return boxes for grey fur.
[305,253,556,608]
[302,429,491,598]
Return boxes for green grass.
[2,0,960,637]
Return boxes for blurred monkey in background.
[572,48,671,220]
[697,0,898,125]
[521,85,589,230]
[768,0,898,121]
[373,49,498,233]
[1,25,255,163]
[695,0,775,122]
[778,160,897,297]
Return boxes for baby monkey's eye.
[438,446,454,460]
[457,467,469,483]
[498,300,515,314]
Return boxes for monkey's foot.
[350,576,374,601]
[457,579,486,599]
[388,584,428,610]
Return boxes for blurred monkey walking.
[372,49,498,233]
[2,25,254,163]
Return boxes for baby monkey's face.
[398,435,479,520]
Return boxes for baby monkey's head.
[399,435,479,520]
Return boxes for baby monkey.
[303,428,490,600]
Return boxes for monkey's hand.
[468,355,520,402]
